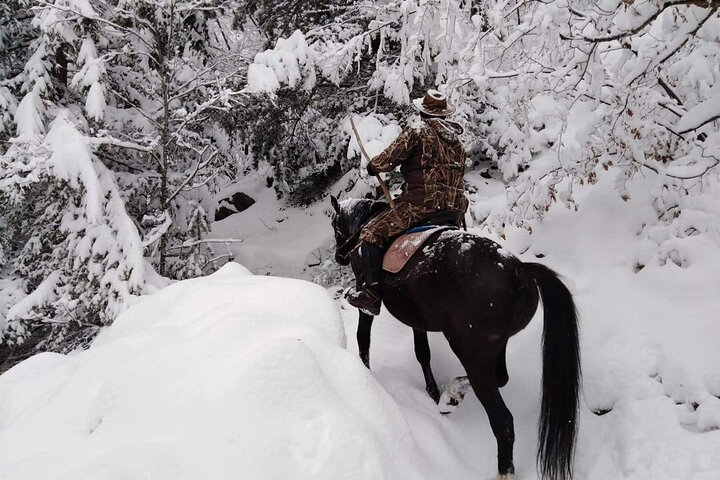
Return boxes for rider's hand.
[366,164,378,176]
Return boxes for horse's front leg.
[413,329,440,403]
[357,312,374,369]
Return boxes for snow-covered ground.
[341,171,720,480]
[1,171,719,479]
[210,173,338,279]
[0,263,430,479]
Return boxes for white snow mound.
[0,263,427,480]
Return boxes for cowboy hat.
[411,89,456,117]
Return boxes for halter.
[334,211,374,263]
[336,235,362,263]
[335,226,363,263]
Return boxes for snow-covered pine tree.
[0,0,35,147]
[7,0,249,276]
[0,0,249,350]
[62,0,247,276]
[0,105,145,349]
[0,0,134,349]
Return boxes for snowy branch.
[677,93,720,134]
[88,136,154,152]
[167,150,218,204]
[165,238,244,252]
[33,1,156,51]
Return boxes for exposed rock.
[215,192,256,221]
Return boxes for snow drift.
[0,263,427,480]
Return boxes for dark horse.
[330,197,580,480]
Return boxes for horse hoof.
[438,392,462,414]
[437,376,471,414]
[427,386,441,404]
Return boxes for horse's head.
[330,195,386,266]
[330,195,353,266]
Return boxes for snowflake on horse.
[331,91,582,480]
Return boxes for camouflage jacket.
[368,118,468,213]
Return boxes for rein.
[337,234,362,262]
[335,213,375,262]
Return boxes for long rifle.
[346,106,397,210]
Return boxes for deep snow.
[1,170,719,479]
[214,167,720,479]
[0,263,430,479]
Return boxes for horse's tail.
[524,262,580,480]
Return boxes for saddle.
[382,210,461,274]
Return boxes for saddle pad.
[382,226,455,274]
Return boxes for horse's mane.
[339,198,387,235]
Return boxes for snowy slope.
[210,174,338,279]
[1,169,719,479]
[337,171,720,480]
[0,263,430,480]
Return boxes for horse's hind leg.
[469,365,515,477]
[438,376,471,414]
[357,312,374,369]
[454,340,515,478]
[497,339,509,388]
[413,329,440,403]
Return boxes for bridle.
[333,213,371,264]
[334,224,362,264]
[333,199,385,264]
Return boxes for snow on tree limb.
[13,87,45,142]
[247,30,317,93]
[677,93,720,134]
[561,0,715,42]
[6,270,61,322]
[44,113,104,223]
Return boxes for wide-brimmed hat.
[411,89,456,117]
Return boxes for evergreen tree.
[0,0,247,348]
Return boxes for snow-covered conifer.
[0,108,145,348]
[1,0,248,350]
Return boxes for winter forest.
[1,0,719,479]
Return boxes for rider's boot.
[346,242,383,316]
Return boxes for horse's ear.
[330,195,340,212]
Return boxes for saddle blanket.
[382,226,455,274]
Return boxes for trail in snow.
[339,300,544,480]
[212,168,720,479]
[335,171,720,480]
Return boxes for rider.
[346,89,469,315]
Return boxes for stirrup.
[345,286,382,316]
